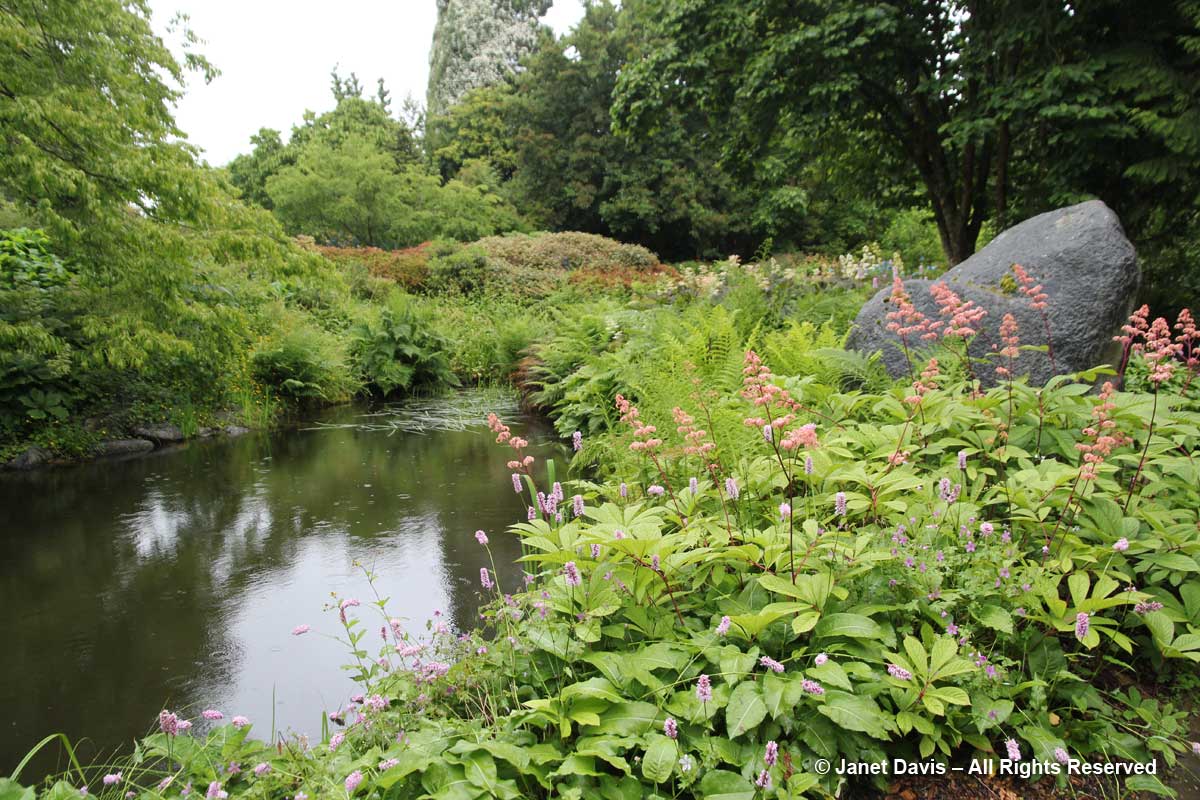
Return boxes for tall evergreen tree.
[425,0,552,121]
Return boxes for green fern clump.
[351,294,458,396]
[757,319,892,393]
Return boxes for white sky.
[149,1,586,166]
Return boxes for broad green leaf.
[903,636,929,676]
[807,661,853,691]
[463,751,498,793]
[1068,572,1090,608]
[728,607,790,637]
[725,681,768,737]
[973,605,1013,635]
[562,677,624,704]
[699,769,756,800]
[0,780,35,800]
[757,573,807,599]
[595,702,660,737]
[550,754,604,778]
[1143,553,1200,573]
[1125,775,1177,797]
[816,691,892,739]
[641,736,677,784]
[972,697,1014,732]
[792,611,821,634]
[1144,611,1174,646]
[719,646,758,686]
[930,686,970,706]
[814,612,881,639]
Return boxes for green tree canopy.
[494,0,768,258]
[265,133,526,249]
[0,0,216,250]
[227,70,419,207]
[613,0,1200,268]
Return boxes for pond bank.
[0,389,555,781]
[1,415,257,471]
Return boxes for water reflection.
[0,391,555,778]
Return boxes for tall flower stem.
[627,554,685,625]
[1123,389,1159,512]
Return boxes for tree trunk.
[994,121,1010,232]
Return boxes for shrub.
[880,207,945,267]
[351,294,459,396]
[250,315,357,403]
[312,240,433,290]
[425,244,492,295]
[476,231,660,273]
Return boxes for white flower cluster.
[835,243,902,280]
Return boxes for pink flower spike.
[291,624,310,636]
[696,674,712,702]
[759,655,785,673]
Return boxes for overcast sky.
[148,1,586,166]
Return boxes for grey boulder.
[847,200,1139,386]
[133,423,186,444]
[96,438,155,458]
[5,446,52,470]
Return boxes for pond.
[0,390,557,780]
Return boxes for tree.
[267,135,411,247]
[425,0,552,120]
[430,84,519,181]
[0,0,216,247]
[226,128,288,209]
[613,0,1200,266]
[500,0,765,258]
[266,134,526,249]
[228,73,419,208]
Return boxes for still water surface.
[0,390,554,778]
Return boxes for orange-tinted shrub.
[314,242,433,289]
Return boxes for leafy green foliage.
[266,135,525,249]
[352,295,458,396]
[613,0,1200,271]
[250,315,357,403]
[21,338,1198,799]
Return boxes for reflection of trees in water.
[0,438,265,775]
[0,404,557,777]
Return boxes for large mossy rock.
[847,200,1140,386]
